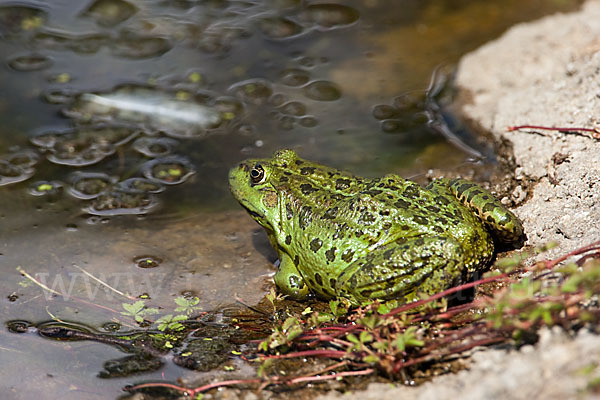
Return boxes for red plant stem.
[286,368,374,385]
[127,366,372,395]
[127,378,263,396]
[263,349,349,360]
[544,240,600,269]
[507,124,599,133]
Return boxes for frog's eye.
[250,164,266,184]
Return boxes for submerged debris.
[64,85,227,138]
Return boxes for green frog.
[229,149,523,307]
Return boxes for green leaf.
[174,297,189,307]
[346,333,359,344]
[316,312,334,323]
[561,275,581,293]
[122,300,144,314]
[363,355,379,364]
[282,317,298,332]
[171,314,188,322]
[358,314,381,330]
[286,325,303,342]
[329,300,339,315]
[168,322,185,331]
[258,340,268,352]
[377,303,390,315]
[359,331,373,344]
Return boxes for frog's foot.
[334,236,465,306]
[274,253,310,300]
[428,178,524,243]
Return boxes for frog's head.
[229,149,298,232]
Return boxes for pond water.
[0,0,581,399]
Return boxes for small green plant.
[393,326,424,352]
[155,314,187,331]
[174,296,202,316]
[121,300,159,323]
[265,287,284,310]
[259,316,304,351]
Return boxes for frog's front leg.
[273,252,310,300]
[334,236,465,306]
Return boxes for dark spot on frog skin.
[413,215,428,225]
[298,205,313,230]
[325,247,336,262]
[300,183,318,195]
[435,195,450,205]
[335,178,352,190]
[402,185,420,199]
[310,238,323,253]
[294,255,300,266]
[482,203,497,213]
[394,199,410,209]
[383,248,394,260]
[400,225,411,230]
[341,249,354,263]
[279,176,289,183]
[426,205,440,213]
[365,189,383,196]
[355,230,364,237]
[379,209,390,216]
[433,226,444,233]
[359,212,375,223]
[300,166,316,175]
[466,189,483,202]
[295,159,304,165]
[322,206,339,219]
[314,273,323,286]
[285,235,292,245]
[286,203,294,220]
[329,278,337,288]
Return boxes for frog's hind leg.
[428,178,524,243]
[335,236,465,306]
